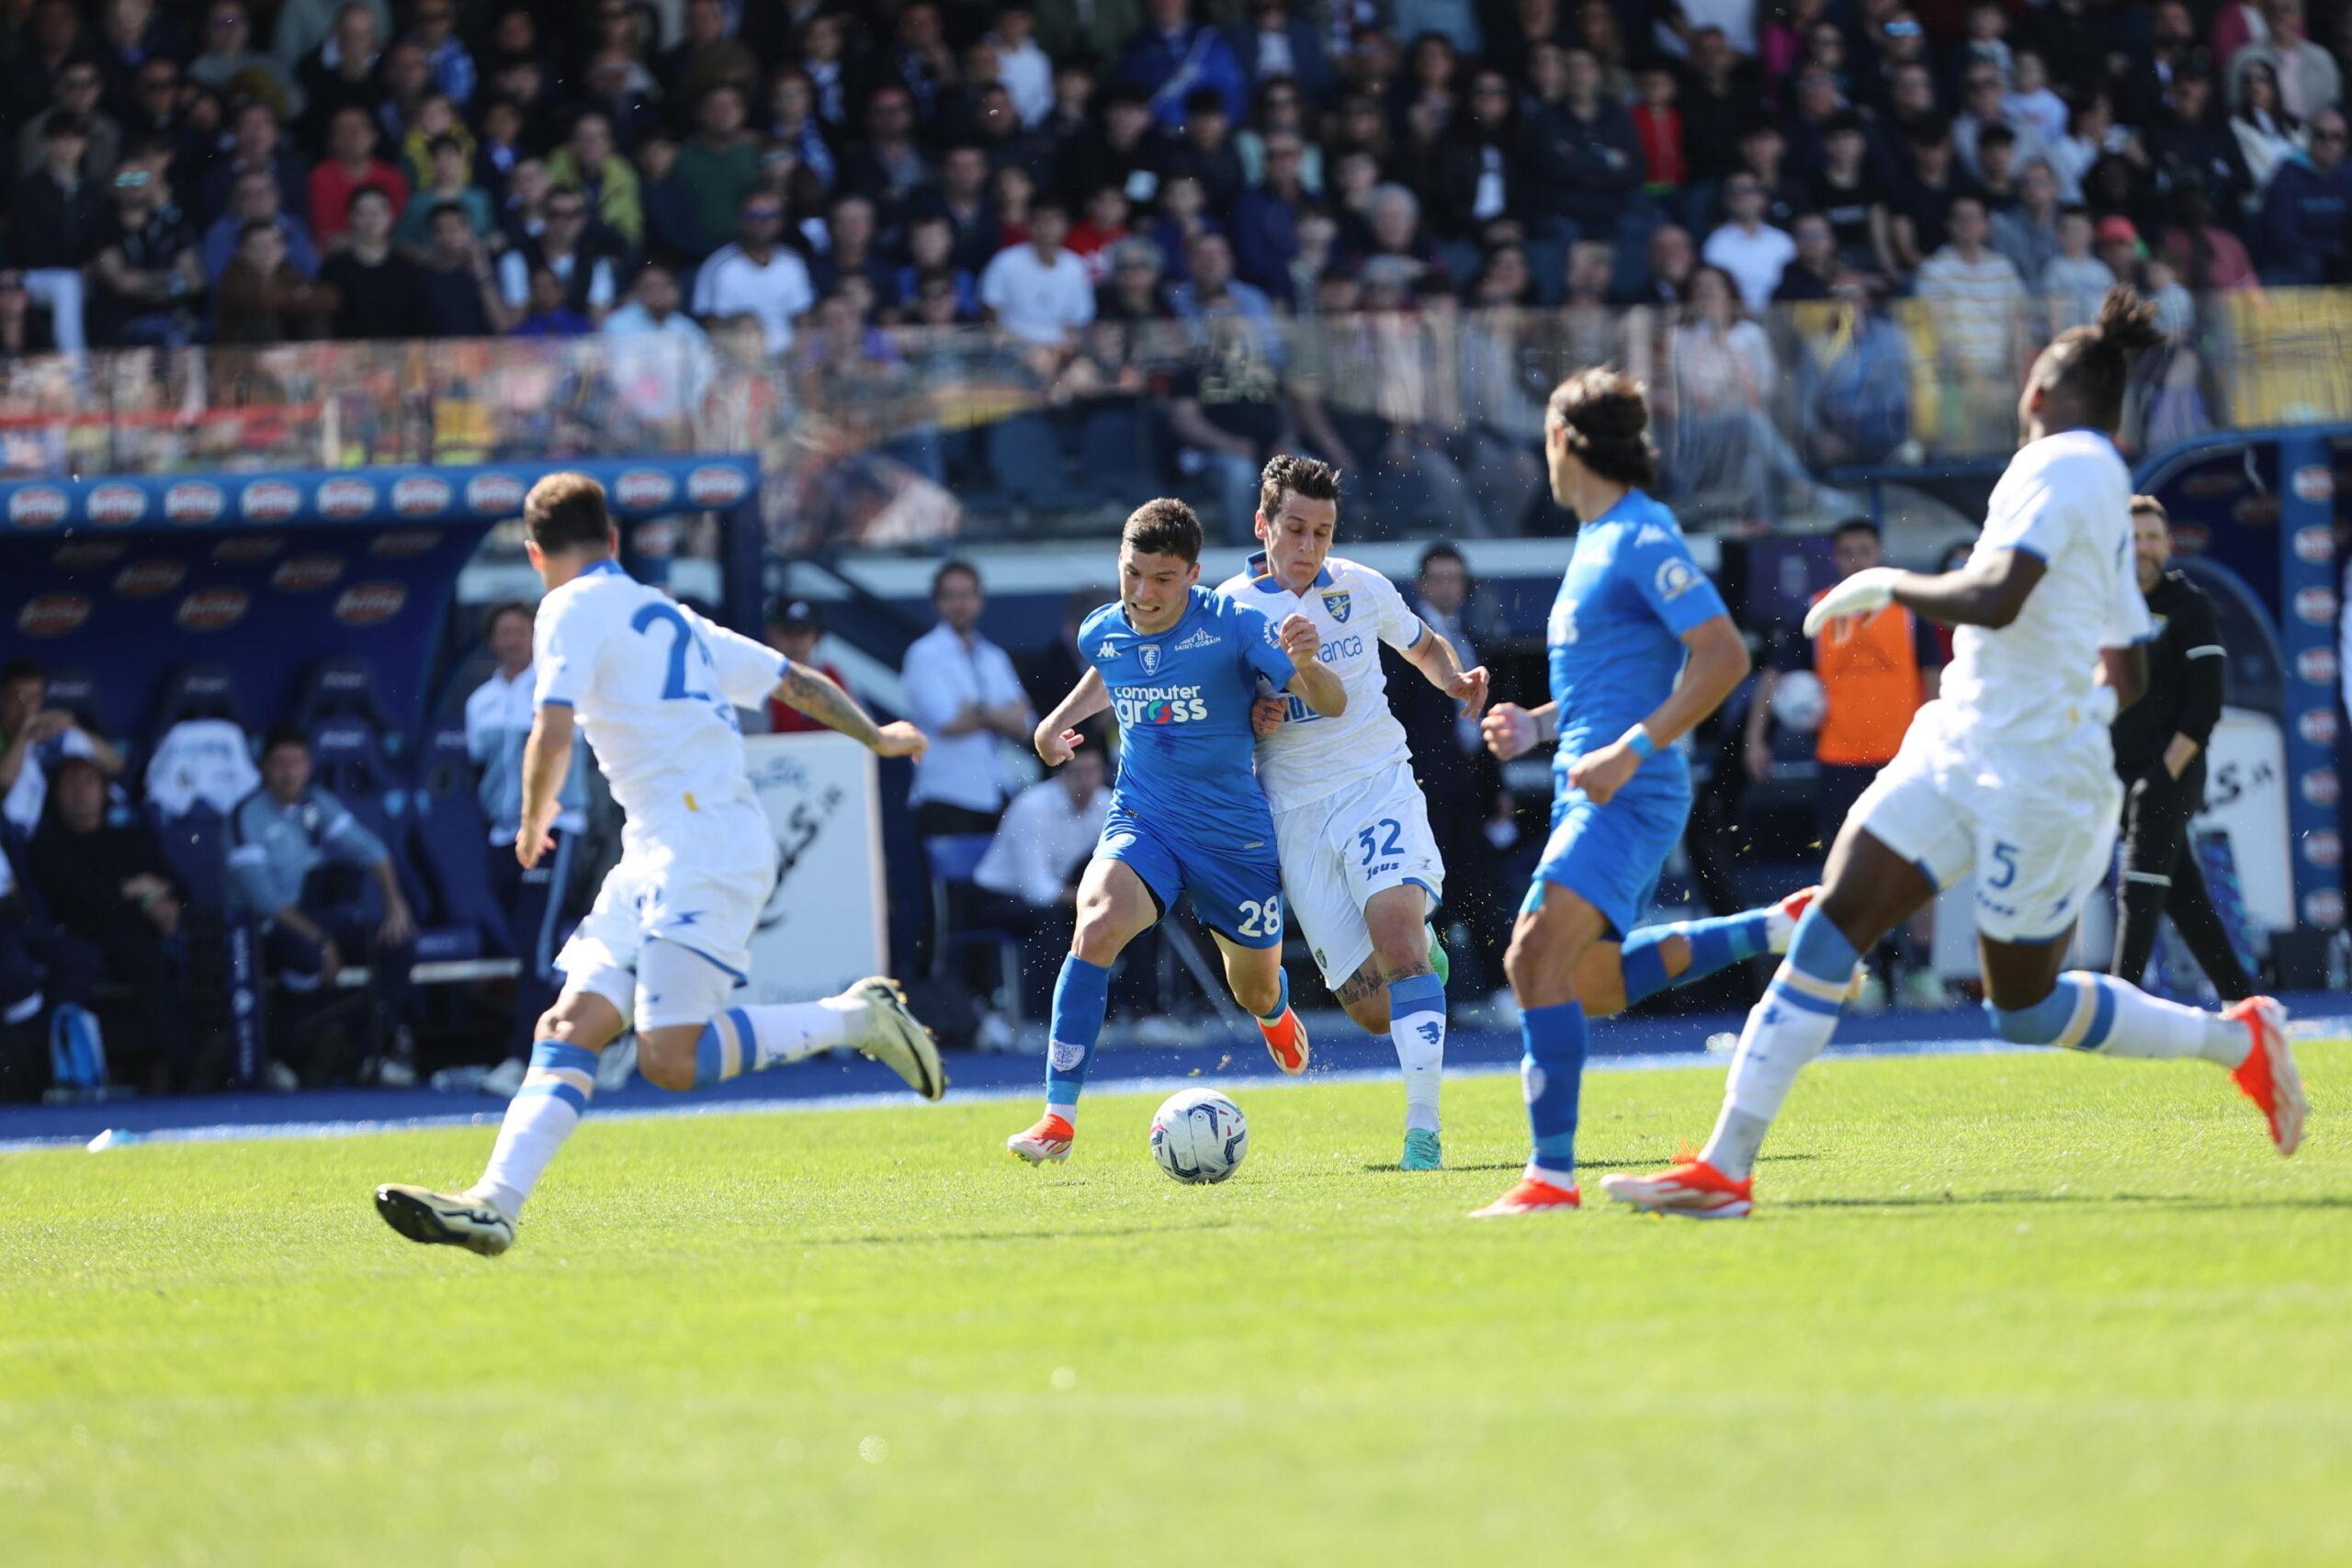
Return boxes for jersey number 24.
[632,604,739,729]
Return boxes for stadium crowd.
[0,0,2337,533]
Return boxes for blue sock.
[1620,908,1775,1007]
[1045,954,1112,1117]
[1255,968,1291,1024]
[1521,1001,1587,1181]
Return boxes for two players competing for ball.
[376,474,948,1256]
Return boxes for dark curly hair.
[1258,453,1341,522]
[1545,367,1658,490]
[2032,284,2165,432]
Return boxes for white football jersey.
[1215,554,1428,807]
[534,559,788,823]
[1940,428,2152,750]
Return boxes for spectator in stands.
[1066,182,1134,282]
[838,84,933,234]
[1424,64,1521,249]
[1991,159,2064,288]
[17,58,120,182]
[202,165,320,285]
[1120,0,1244,130]
[2050,90,2141,207]
[508,267,590,336]
[12,118,104,354]
[231,726,416,1084]
[1679,25,1750,188]
[2,660,126,838]
[88,141,202,346]
[903,559,1034,851]
[1772,211,1841,303]
[1702,171,1798,312]
[2232,57,2306,193]
[1809,113,1892,277]
[605,262,718,423]
[26,754,196,1090]
[1887,121,1976,275]
[0,833,100,1101]
[410,0,476,107]
[2146,63,2255,220]
[190,1,300,116]
[548,111,641,250]
[199,98,308,230]
[93,0,188,118]
[464,601,584,1094]
[292,3,386,146]
[1629,62,1685,198]
[1916,196,2030,448]
[0,270,56,355]
[309,104,407,243]
[2261,105,2352,282]
[392,133,492,252]
[1795,275,1914,468]
[1611,221,1695,307]
[2161,175,2258,294]
[673,83,762,258]
[6,0,89,119]
[979,195,1094,347]
[1955,59,2048,181]
[1666,264,1817,525]
[320,182,428,337]
[215,216,342,342]
[761,601,852,735]
[122,58,208,180]
[2233,0,2343,123]
[2044,209,2119,330]
[417,200,512,335]
[810,194,891,299]
[1229,130,1313,303]
[972,741,1110,1007]
[497,187,620,326]
[693,189,815,355]
[394,90,470,189]
[1521,45,1641,252]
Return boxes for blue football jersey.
[1546,490,1729,792]
[1082,587,1298,835]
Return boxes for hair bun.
[2095,284,2164,353]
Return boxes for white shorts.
[1849,700,2122,945]
[1272,761,1445,987]
[556,798,777,1029]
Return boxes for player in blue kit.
[1008,499,1348,1164]
[1470,370,1758,1217]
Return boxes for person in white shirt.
[989,1,1055,127]
[1219,457,1491,1169]
[973,744,1111,1009]
[464,601,590,1089]
[691,190,814,354]
[978,196,1094,346]
[1701,173,1798,311]
[604,261,718,421]
[1,660,124,836]
[901,559,1035,840]
[1606,286,2307,1221]
[376,472,942,1258]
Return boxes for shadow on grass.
[1782,1190,2352,1213]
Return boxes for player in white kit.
[376,474,944,1256]
[1217,457,1489,1170]
[1604,288,2307,1220]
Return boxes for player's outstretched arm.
[1568,615,1751,806]
[774,664,928,759]
[1278,614,1348,717]
[1405,627,1489,717]
[1481,701,1555,760]
[1035,668,1110,766]
[1888,548,2049,630]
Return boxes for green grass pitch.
[5,1043,2348,1567]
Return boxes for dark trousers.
[487,827,576,1061]
[264,901,416,1073]
[83,916,197,1085]
[2113,759,2254,1000]
[1817,759,1926,980]
[1426,782,1514,999]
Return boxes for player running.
[375,474,944,1257]
[1469,369,1776,1219]
[1216,457,1486,1169]
[1604,288,2306,1221]
[1008,498,1346,1165]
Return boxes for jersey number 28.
[1236,895,1283,939]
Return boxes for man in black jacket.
[2110,496,2254,1000]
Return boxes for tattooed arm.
[772,664,928,759]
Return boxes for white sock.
[741,997,855,1071]
[1700,961,1848,1179]
[475,1044,598,1215]
[1386,974,1447,1134]
[2071,975,2251,1066]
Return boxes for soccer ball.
[1774,669,1827,733]
[1149,1089,1249,1184]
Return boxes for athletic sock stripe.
[522,1065,595,1098]
[2085,976,2118,1048]
[1769,973,1847,1013]
[515,1078,590,1112]
[530,1041,598,1077]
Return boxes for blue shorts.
[1526,783,1690,942]
[1099,807,1284,949]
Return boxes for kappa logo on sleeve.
[1655,557,1700,600]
